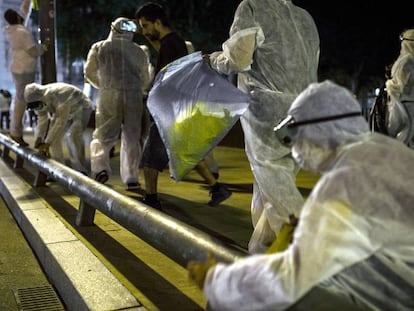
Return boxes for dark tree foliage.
[56,0,138,61]
[55,0,240,65]
[54,0,413,95]
[296,0,412,94]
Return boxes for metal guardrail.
[0,132,247,267]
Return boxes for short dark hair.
[135,2,170,27]
[4,9,22,25]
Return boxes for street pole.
[38,0,56,84]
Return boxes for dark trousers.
[0,111,10,129]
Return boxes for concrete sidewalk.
[0,193,63,310]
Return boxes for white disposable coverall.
[385,29,414,148]
[24,82,93,172]
[209,0,320,253]
[4,0,45,138]
[203,81,414,311]
[85,17,150,184]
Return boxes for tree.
[55,0,241,81]
[55,0,138,80]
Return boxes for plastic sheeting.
[147,52,250,181]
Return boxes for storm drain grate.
[13,284,65,310]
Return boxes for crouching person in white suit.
[188,80,414,311]
[25,82,93,174]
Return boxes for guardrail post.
[34,171,48,187]
[13,155,24,169]
[76,200,96,226]
[1,145,10,159]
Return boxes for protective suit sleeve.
[27,44,46,57]
[385,56,414,103]
[35,110,49,141]
[84,44,100,89]
[18,29,37,51]
[44,104,70,144]
[210,27,264,75]
[386,66,411,101]
[138,44,153,85]
[19,0,31,19]
[203,177,377,310]
[137,46,151,93]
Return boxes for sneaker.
[126,182,141,191]
[208,184,232,206]
[141,196,162,210]
[95,170,109,184]
[10,135,29,147]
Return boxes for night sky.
[295,1,414,79]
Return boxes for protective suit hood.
[400,29,414,55]
[24,83,46,103]
[288,80,368,148]
[288,81,369,172]
[108,17,135,41]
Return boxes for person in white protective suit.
[206,0,320,253]
[3,0,47,146]
[188,80,414,311]
[385,28,414,148]
[84,17,150,190]
[24,82,93,173]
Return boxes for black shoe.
[126,182,141,191]
[10,135,29,147]
[95,170,109,184]
[212,172,219,180]
[208,184,232,206]
[141,196,162,210]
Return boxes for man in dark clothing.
[135,2,231,210]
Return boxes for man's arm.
[34,110,49,142]
[19,0,31,20]
[44,104,70,144]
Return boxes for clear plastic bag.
[147,52,250,181]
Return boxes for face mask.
[292,140,334,172]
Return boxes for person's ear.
[154,19,162,29]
